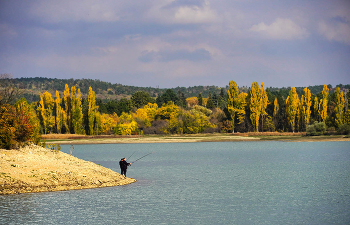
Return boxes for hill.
[2,77,349,103]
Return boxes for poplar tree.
[260,82,269,131]
[300,88,312,130]
[250,82,261,132]
[273,97,279,129]
[334,87,345,127]
[227,81,246,133]
[319,85,329,123]
[313,96,319,121]
[55,91,63,134]
[88,87,96,135]
[286,87,300,132]
[64,84,71,133]
[37,91,55,134]
[71,87,84,134]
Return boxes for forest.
[1,75,350,149]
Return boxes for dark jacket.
[119,160,130,170]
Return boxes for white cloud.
[318,21,350,45]
[146,0,218,24]
[173,4,217,24]
[250,18,309,40]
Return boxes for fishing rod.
[131,152,154,164]
[126,151,136,161]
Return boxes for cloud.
[139,48,211,62]
[28,0,124,23]
[250,18,308,40]
[173,4,217,24]
[146,0,218,24]
[318,20,350,45]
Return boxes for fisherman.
[119,158,131,177]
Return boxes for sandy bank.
[0,144,136,195]
[41,133,350,145]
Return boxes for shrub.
[337,124,350,135]
[306,121,326,136]
[0,99,41,149]
[143,120,168,134]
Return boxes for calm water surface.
[1,141,349,224]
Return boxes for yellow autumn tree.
[250,82,261,132]
[334,87,345,127]
[286,87,300,132]
[37,91,55,134]
[302,87,312,128]
[227,81,247,133]
[55,91,63,134]
[260,82,269,131]
[71,86,84,134]
[98,113,118,134]
[88,87,96,135]
[155,101,180,134]
[132,103,158,129]
[186,97,198,107]
[273,97,279,129]
[319,85,329,123]
[63,84,71,132]
[314,96,319,121]
[115,112,139,135]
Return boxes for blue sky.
[1,0,349,88]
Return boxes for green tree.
[176,90,187,108]
[156,89,179,107]
[131,91,154,109]
[217,88,226,110]
[198,93,203,106]
[206,92,215,109]
[117,98,133,115]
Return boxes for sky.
[1,0,350,88]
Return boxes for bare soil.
[0,144,136,195]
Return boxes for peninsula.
[0,144,136,195]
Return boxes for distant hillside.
[2,77,350,103]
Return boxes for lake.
[1,141,349,224]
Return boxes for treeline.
[1,75,350,149]
[4,77,350,103]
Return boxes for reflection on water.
[1,141,349,225]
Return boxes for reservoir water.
[1,141,349,224]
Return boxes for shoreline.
[0,144,136,195]
[41,133,350,145]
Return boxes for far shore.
[41,133,350,145]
